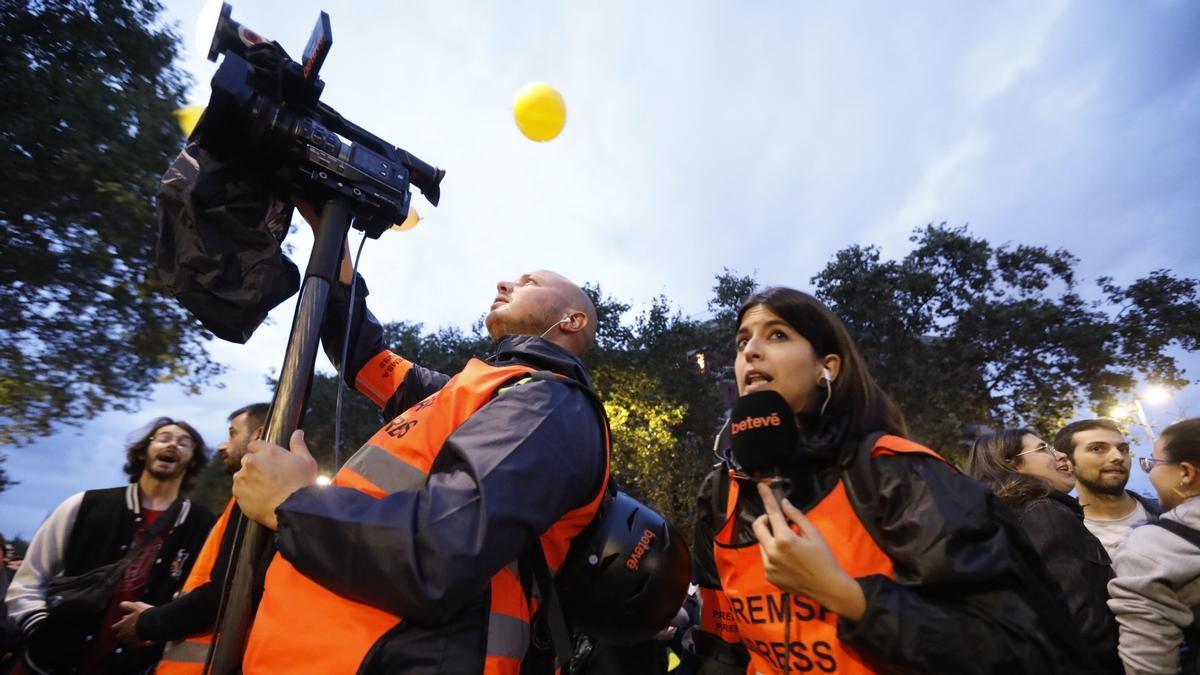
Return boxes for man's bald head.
[486,269,597,355]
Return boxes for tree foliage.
[186,462,233,516]
[0,0,221,455]
[0,453,11,493]
[814,224,1200,459]
[258,236,1197,535]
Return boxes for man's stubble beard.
[1074,469,1129,497]
[145,455,191,482]
[488,305,560,341]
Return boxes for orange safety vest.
[707,435,944,675]
[155,498,236,674]
[242,357,610,674]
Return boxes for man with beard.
[1054,419,1162,556]
[4,418,215,674]
[110,404,269,675]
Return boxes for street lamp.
[1142,385,1172,406]
[1107,386,1174,442]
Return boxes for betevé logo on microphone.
[730,412,783,435]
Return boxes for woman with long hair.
[691,287,1094,674]
[1108,417,1200,675]
[968,428,1121,673]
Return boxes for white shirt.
[1084,498,1149,558]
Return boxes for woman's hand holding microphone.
[752,482,867,622]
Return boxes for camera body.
[199,3,442,238]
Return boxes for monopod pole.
[205,200,352,674]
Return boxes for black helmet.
[556,490,691,645]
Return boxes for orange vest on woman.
[708,435,944,674]
[241,358,610,674]
[154,499,235,674]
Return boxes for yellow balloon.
[390,205,421,232]
[172,104,205,137]
[513,82,566,142]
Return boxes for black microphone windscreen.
[729,390,798,472]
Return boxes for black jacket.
[1013,490,1122,674]
[693,444,1097,674]
[135,500,271,644]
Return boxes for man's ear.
[254,426,265,441]
[560,310,587,334]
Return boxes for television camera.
[200,2,442,238]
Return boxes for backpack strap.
[711,465,732,522]
[1145,518,1200,672]
[520,544,575,673]
[840,433,953,546]
[838,431,889,545]
[495,370,615,503]
[1147,518,1200,550]
[498,370,611,674]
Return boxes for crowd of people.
[2,250,1198,673]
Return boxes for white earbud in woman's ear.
[818,367,835,416]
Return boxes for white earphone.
[539,315,573,339]
[819,367,834,416]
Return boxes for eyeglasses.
[151,433,195,450]
[1015,442,1054,458]
[1139,456,1174,474]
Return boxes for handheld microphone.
[729,390,798,473]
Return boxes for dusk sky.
[2,0,1198,538]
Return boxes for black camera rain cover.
[156,139,300,344]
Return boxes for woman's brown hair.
[737,287,908,441]
[966,428,1052,508]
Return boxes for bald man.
[231,261,609,673]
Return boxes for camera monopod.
[189,5,444,673]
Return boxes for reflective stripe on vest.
[155,498,235,674]
[243,359,610,675]
[712,435,945,675]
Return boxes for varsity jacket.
[5,485,213,672]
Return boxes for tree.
[186,462,233,516]
[813,224,1200,460]
[0,0,221,461]
[0,456,11,494]
[586,293,714,531]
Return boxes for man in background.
[1054,419,1161,556]
[112,403,270,675]
[4,417,215,674]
